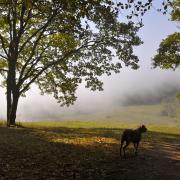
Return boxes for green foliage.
[152,0,180,70]
[171,0,180,21]
[19,120,180,133]
[49,33,79,53]
[176,92,180,100]
[153,32,180,69]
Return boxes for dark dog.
[120,125,147,157]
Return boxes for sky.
[0,7,180,121]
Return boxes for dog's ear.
[142,125,147,131]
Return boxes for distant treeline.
[161,96,180,119]
[122,86,180,107]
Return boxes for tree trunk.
[6,61,19,126]
[6,12,19,126]
[9,93,19,125]
[6,84,19,126]
[7,72,12,127]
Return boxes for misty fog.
[1,68,180,121]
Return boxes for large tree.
[1,0,166,126]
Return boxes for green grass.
[18,120,180,135]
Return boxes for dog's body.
[120,125,147,157]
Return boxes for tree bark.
[6,73,12,127]
[6,79,19,126]
[9,92,19,125]
[6,61,19,126]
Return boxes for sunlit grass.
[0,120,6,127]
[18,120,180,135]
[17,120,180,154]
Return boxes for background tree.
[152,0,180,101]
[153,0,180,69]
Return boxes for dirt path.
[111,137,180,180]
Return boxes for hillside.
[64,104,180,127]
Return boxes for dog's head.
[140,125,147,133]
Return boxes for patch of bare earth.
[111,137,180,180]
[0,127,179,179]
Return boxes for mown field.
[0,121,179,180]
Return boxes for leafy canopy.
[171,0,180,21]
[153,0,180,70]
[153,32,180,69]
[0,0,144,106]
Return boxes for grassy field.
[0,120,179,179]
[47,104,180,127]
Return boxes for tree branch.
[0,54,8,60]
[19,41,97,95]
[0,34,9,58]
[17,48,48,87]
[23,29,47,68]
[7,8,13,42]
[18,10,57,54]
[0,68,8,72]
[17,2,26,40]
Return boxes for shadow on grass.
[0,126,179,180]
